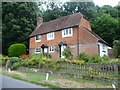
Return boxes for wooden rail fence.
[57,62,120,76]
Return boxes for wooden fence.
[57,62,120,76]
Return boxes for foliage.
[1,55,9,66]
[12,62,21,70]
[8,57,21,69]
[56,58,85,65]
[8,43,26,57]
[77,52,91,62]
[2,2,41,55]
[90,54,102,63]
[91,14,119,46]
[108,59,120,63]
[62,48,73,59]
[32,53,51,58]
[101,55,110,64]
[113,40,120,58]
[19,54,30,59]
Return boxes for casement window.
[35,35,41,42]
[47,32,54,40]
[49,46,55,52]
[62,28,73,37]
[102,44,106,52]
[35,47,41,53]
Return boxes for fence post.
[114,63,118,76]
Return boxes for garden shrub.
[19,54,30,60]
[56,58,85,65]
[63,48,73,59]
[8,43,26,57]
[2,56,9,66]
[90,54,102,63]
[101,55,110,63]
[32,53,51,58]
[77,52,91,62]
[12,62,21,70]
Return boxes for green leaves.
[2,2,40,55]
[8,43,26,57]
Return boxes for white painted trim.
[35,47,41,53]
[35,35,41,42]
[47,32,54,40]
[49,46,55,53]
[62,28,73,38]
[98,42,108,57]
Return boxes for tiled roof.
[29,12,83,37]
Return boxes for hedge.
[8,43,26,57]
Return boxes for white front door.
[44,48,48,53]
[61,45,66,58]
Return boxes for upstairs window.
[35,35,41,42]
[62,28,73,37]
[47,32,54,40]
[35,47,41,53]
[49,46,54,52]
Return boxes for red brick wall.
[80,18,92,31]
[78,26,99,55]
[29,17,99,58]
[30,27,78,48]
[29,27,78,58]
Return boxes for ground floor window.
[49,46,55,52]
[35,48,41,53]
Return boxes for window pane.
[66,29,68,35]
[36,35,41,40]
[69,28,71,34]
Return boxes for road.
[1,75,48,88]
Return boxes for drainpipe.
[77,27,80,56]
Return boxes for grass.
[2,70,116,88]
[2,71,61,88]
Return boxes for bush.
[10,57,21,65]
[63,48,73,59]
[56,58,85,65]
[32,53,51,58]
[12,62,21,70]
[77,53,91,62]
[90,54,102,63]
[2,56,9,66]
[8,43,26,57]
[101,55,110,63]
[19,54,30,60]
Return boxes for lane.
[1,75,47,88]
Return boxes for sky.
[93,0,119,7]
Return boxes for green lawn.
[2,70,117,88]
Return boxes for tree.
[113,40,120,58]
[91,14,119,46]
[2,2,41,55]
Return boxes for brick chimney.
[37,17,43,26]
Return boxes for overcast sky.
[93,0,119,7]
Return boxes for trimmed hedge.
[8,43,26,57]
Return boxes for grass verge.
[2,71,61,88]
[2,70,116,88]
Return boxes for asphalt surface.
[1,75,48,88]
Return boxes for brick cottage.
[29,12,109,59]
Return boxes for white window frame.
[47,32,54,40]
[35,47,41,53]
[35,35,41,42]
[62,28,73,38]
[49,46,55,53]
